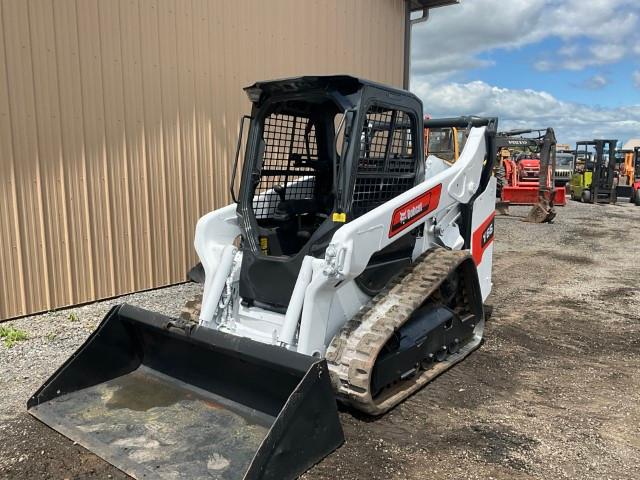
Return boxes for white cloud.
[537,43,627,71]
[408,1,640,144]
[558,44,580,57]
[533,59,553,71]
[577,74,609,90]
[411,0,546,76]
[567,43,626,70]
[411,0,639,77]
[542,0,638,41]
[412,78,640,145]
[411,54,494,76]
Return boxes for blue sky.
[409,0,640,145]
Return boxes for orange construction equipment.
[496,128,566,209]
[619,146,640,205]
[500,154,567,206]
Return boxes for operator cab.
[236,76,423,310]
[247,97,340,257]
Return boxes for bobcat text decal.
[471,212,496,265]
[389,184,442,238]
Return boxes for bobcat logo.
[389,184,442,238]
[399,205,423,224]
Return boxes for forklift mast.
[575,139,617,203]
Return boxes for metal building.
[0,0,454,319]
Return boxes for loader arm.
[295,125,497,357]
[193,203,241,325]
[326,126,488,280]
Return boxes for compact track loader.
[29,76,498,479]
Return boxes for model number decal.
[389,184,442,238]
[472,212,496,265]
[481,218,495,248]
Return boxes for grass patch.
[68,312,78,322]
[0,325,28,348]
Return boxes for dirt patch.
[597,286,637,302]
[549,251,595,264]
[595,210,634,220]
[549,297,584,310]
[567,226,610,239]
[0,414,129,480]
[444,424,538,472]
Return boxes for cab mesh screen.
[253,113,318,219]
[352,107,416,218]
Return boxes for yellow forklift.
[569,139,617,203]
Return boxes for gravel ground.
[0,283,201,423]
[1,200,639,479]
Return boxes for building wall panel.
[0,1,26,317]
[0,0,406,319]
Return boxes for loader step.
[326,248,484,415]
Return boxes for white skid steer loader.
[29,76,498,480]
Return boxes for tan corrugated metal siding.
[0,0,406,319]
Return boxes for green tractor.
[569,139,617,204]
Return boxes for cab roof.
[244,75,418,105]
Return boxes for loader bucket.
[525,197,556,223]
[27,304,343,480]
